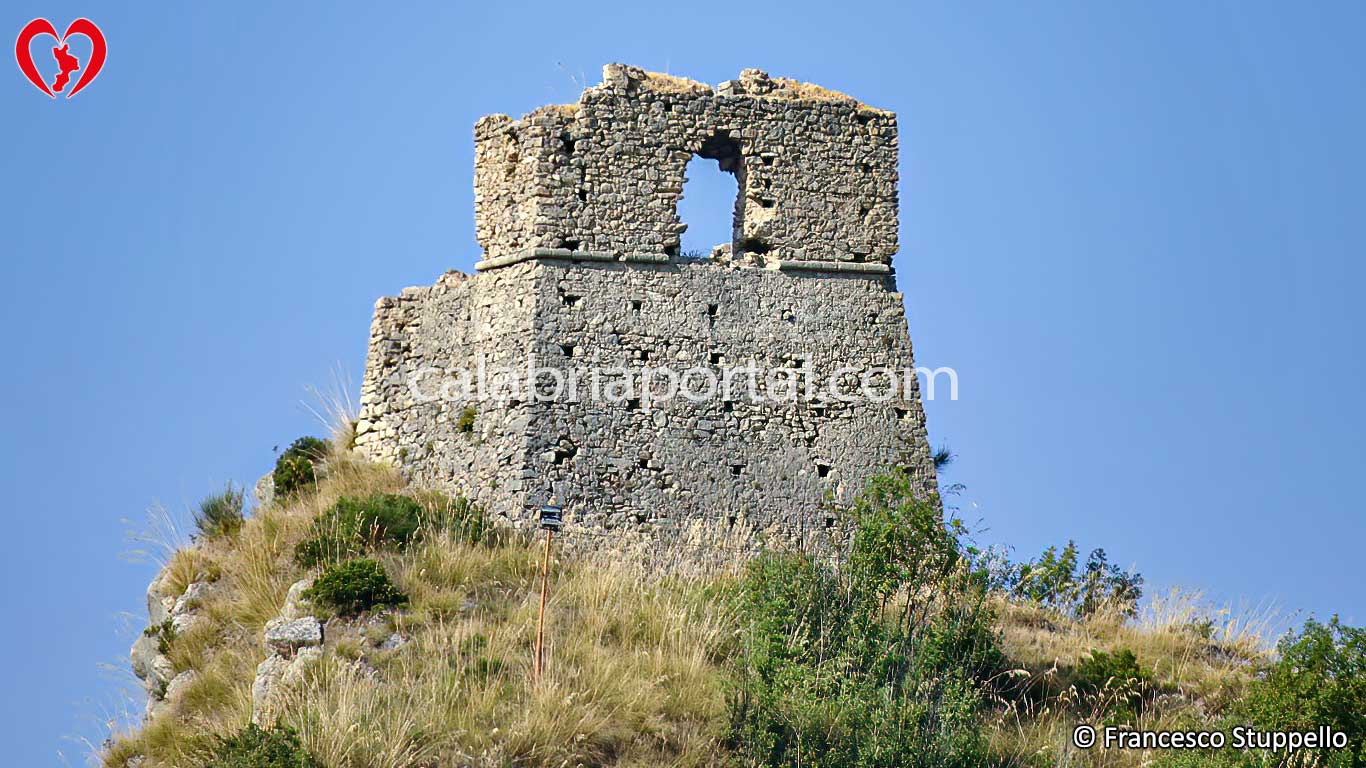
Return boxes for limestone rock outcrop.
[129,569,216,718]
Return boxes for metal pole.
[533,527,553,683]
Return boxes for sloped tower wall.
[356,65,935,554]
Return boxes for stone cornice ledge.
[475,248,613,271]
[775,259,891,274]
[474,248,891,274]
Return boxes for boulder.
[251,646,323,724]
[147,593,172,628]
[280,578,314,620]
[170,612,201,635]
[149,655,174,692]
[146,571,174,627]
[164,670,197,703]
[254,472,275,507]
[250,654,290,721]
[129,633,162,683]
[264,616,322,655]
[173,581,212,615]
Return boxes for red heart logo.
[15,18,106,98]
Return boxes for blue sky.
[4,2,1364,764]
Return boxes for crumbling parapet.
[473,64,900,269]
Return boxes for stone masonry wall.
[356,266,540,516]
[356,65,936,553]
[525,259,934,540]
[474,64,900,266]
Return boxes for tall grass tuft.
[195,483,246,540]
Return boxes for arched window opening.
[676,131,743,259]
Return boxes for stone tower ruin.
[355,64,936,551]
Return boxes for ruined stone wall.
[525,259,933,542]
[355,266,541,515]
[355,259,936,546]
[357,65,936,552]
[474,65,900,266]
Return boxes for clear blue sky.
[4,2,1363,764]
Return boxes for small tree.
[1011,541,1143,617]
[273,436,330,497]
[1077,548,1144,617]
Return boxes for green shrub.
[456,406,477,434]
[295,492,486,567]
[204,723,318,768]
[1153,617,1366,768]
[273,436,330,498]
[726,470,997,768]
[144,618,177,656]
[194,483,245,539]
[1241,617,1366,765]
[1074,648,1155,718]
[294,493,425,567]
[304,558,408,617]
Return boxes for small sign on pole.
[539,503,563,531]
[533,497,562,683]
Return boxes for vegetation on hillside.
[102,433,1365,768]
[727,472,997,767]
[272,437,331,498]
[194,484,246,541]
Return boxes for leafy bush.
[456,406,477,434]
[726,470,999,768]
[204,723,318,768]
[144,618,177,656]
[1010,541,1144,617]
[1154,617,1366,768]
[295,491,487,567]
[294,493,424,567]
[1074,648,1155,718]
[194,483,245,539]
[273,436,330,498]
[1013,541,1078,607]
[304,558,408,617]
[1241,616,1366,765]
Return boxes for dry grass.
[985,590,1278,767]
[641,70,712,96]
[996,590,1274,694]
[103,444,401,766]
[104,441,731,768]
[103,439,1277,768]
[269,529,733,767]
